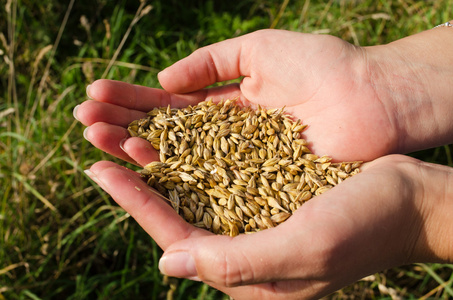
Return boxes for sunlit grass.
[1,0,452,299]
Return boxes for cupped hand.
[76,28,453,299]
[84,154,453,300]
[75,29,400,163]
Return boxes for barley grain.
[127,99,361,236]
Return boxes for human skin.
[75,27,453,299]
[77,28,453,163]
[84,155,453,300]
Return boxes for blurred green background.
[1,0,453,299]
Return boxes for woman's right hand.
[85,153,453,300]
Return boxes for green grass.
[1,0,453,299]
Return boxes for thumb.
[158,216,328,287]
[158,35,252,94]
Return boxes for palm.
[231,31,395,161]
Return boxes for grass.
[1,0,453,299]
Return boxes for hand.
[76,29,402,162]
[84,154,453,300]
[75,28,453,299]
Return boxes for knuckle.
[208,250,256,287]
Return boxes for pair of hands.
[75,29,453,299]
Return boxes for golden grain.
[128,99,361,236]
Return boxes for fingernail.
[119,137,129,152]
[83,127,90,141]
[157,69,166,80]
[86,84,93,99]
[73,105,80,121]
[159,252,199,280]
[84,169,102,186]
[84,169,96,180]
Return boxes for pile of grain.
[128,99,360,236]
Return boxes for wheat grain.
[128,99,361,236]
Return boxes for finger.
[75,100,146,127]
[87,79,210,110]
[159,216,326,286]
[120,137,160,166]
[84,122,135,164]
[158,220,346,299]
[87,161,211,249]
[158,34,251,94]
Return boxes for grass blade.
[12,173,57,212]
[418,263,453,298]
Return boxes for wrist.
[370,156,453,265]
[411,161,453,264]
[364,28,453,154]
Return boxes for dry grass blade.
[418,263,453,298]
[101,2,153,78]
[13,173,57,212]
[33,0,75,116]
[0,262,28,276]
[29,120,78,177]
